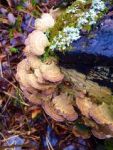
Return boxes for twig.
[3,91,29,106]
[0,132,9,146]
[2,77,24,97]
[46,135,54,150]
[43,111,51,126]
[27,16,33,28]
[0,61,3,77]
[6,0,12,8]
[0,144,36,149]
[1,95,11,113]
[17,9,36,18]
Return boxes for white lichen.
[50,27,81,51]
[49,0,106,52]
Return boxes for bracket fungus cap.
[35,13,55,32]
[25,30,50,56]
[76,97,93,118]
[42,101,65,122]
[40,62,64,83]
[52,94,78,121]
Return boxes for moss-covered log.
[49,0,92,41]
[57,12,113,104]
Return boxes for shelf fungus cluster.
[16,4,113,139]
[76,97,113,139]
[16,12,78,122]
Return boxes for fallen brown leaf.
[31,108,41,119]
[0,54,6,62]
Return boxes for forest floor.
[0,0,113,150]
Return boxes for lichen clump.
[48,0,106,51]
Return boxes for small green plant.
[16,4,25,11]
[15,15,22,33]
[41,47,57,62]
[12,88,29,108]
[9,28,14,39]
[47,0,106,52]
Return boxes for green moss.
[42,0,107,59]
[82,24,91,32]
[91,95,113,106]
[41,47,57,62]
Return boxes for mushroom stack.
[15,9,113,139]
[16,12,78,122]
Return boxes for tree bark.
[62,67,113,104]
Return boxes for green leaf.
[15,15,22,32]
[9,29,14,39]
[10,47,19,53]
[16,5,24,11]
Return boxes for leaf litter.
[0,0,113,149]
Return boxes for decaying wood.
[62,67,113,104]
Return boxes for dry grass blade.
[46,135,54,150]
[0,61,3,77]
[6,0,12,8]
[3,91,29,106]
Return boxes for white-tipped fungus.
[91,129,111,139]
[34,69,45,84]
[35,13,55,32]
[92,125,113,139]
[23,89,42,105]
[25,30,50,56]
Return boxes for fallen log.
[57,16,113,103]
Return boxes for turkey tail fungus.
[16,0,113,139]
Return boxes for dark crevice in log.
[62,67,113,104]
[61,64,113,91]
